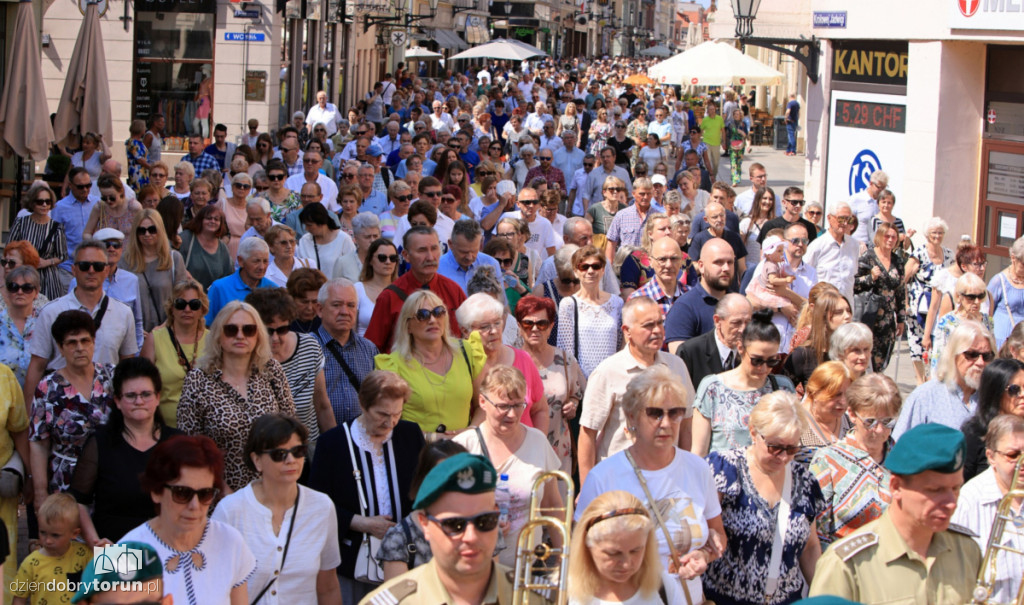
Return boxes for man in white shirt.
[804,200,859,305]
[285,149,339,212]
[733,162,768,217]
[538,121,563,152]
[775,222,817,351]
[553,132,584,188]
[429,101,454,131]
[524,103,548,137]
[568,153,596,217]
[375,120,403,157]
[849,169,888,249]
[502,187,558,259]
[305,91,342,136]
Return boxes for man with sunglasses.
[67,228,144,351]
[286,149,339,213]
[811,423,982,604]
[804,200,859,306]
[53,167,98,286]
[578,296,695,485]
[757,187,817,245]
[523,150,566,196]
[361,453,544,605]
[203,238,276,325]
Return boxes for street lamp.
[364,0,440,32]
[729,0,820,83]
[503,0,511,14]
[730,0,760,37]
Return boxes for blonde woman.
[585,175,628,238]
[930,272,994,375]
[120,209,186,331]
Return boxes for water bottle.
[497,474,511,526]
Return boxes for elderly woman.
[333,212,380,281]
[903,218,953,383]
[171,161,194,199]
[297,203,355,279]
[959,358,1024,481]
[8,183,66,300]
[828,322,874,381]
[178,301,296,491]
[513,144,540,190]
[142,279,208,428]
[999,321,1024,361]
[989,235,1024,348]
[121,435,256,604]
[286,268,328,334]
[870,189,913,250]
[83,174,142,237]
[222,172,253,259]
[516,295,585,472]
[810,374,902,549]
[557,245,623,378]
[585,176,628,237]
[246,288,333,451]
[930,272,994,375]
[797,361,853,466]
[183,177,214,223]
[71,357,182,544]
[618,212,671,299]
[375,291,486,434]
[704,392,824,604]
[355,238,399,338]
[925,244,990,352]
[951,414,1024,604]
[259,160,301,222]
[0,266,41,384]
[337,184,362,238]
[180,204,233,290]
[691,316,797,456]
[310,370,425,601]
[853,221,906,372]
[893,320,995,440]
[213,414,342,605]
[379,181,413,242]
[265,224,311,287]
[121,209,186,331]
[29,311,114,507]
[454,365,563,568]
[577,365,725,604]
[457,292,548,434]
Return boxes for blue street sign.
[234,9,260,18]
[224,32,265,41]
[813,11,847,28]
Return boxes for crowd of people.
[0,54,1022,605]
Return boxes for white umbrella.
[648,40,783,87]
[405,47,443,60]
[639,45,672,58]
[448,38,547,61]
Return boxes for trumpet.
[972,457,1024,604]
[511,470,575,605]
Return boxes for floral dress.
[853,250,906,373]
[125,138,149,192]
[906,245,954,362]
[29,363,114,493]
[726,122,750,186]
[263,191,301,223]
[0,308,38,385]
[588,120,612,155]
[536,349,586,473]
[694,374,796,454]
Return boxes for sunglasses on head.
[75,261,108,273]
[961,349,995,362]
[267,325,291,337]
[6,282,36,293]
[262,444,308,462]
[520,318,551,331]
[414,306,447,322]
[747,354,781,367]
[376,253,399,263]
[223,323,258,338]
[758,432,801,457]
[643,407,687,422]
[164,484,219,505]
[173,298,202,311]
[424,511,500,537]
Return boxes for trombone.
[511,470,574,605]
[972,457,1024,604]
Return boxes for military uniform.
[360,559,547,605]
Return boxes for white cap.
[93,228,124,242]
[651,174,667,186]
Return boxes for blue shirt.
[553,147,584,183]
[314,326,379,424]
[438,250,504,294]
[359,191,389,216]
[665,282,721,344]
[892,379,978,441]
[52,194,97,273]
[205,271,278,325]
[396,158,437,178]
[692,209,741,235]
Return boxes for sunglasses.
[424,511,501,537]
[268,173,286,181]
[262,444,308,462]
[560,277,581,286]
[422,191,441,198]
[784,198,805,206]
[520,199,539,206]
[961,349,995,362]
[394,195,412,202]
[806,210,823,216]
[578,262,604,272]
[376,253,399,263]
[605,187,625,193]
[644,407,687,422]
[496,257,514,267]
[583,163,595,168]
[539,156,553,161]
[33,198,53,206]
[483,393,527,415]
[173,298,202,311]
[520,318,551,331]
[75,261,108,273]
[853,413,897,430]
[1007,384,1024,398]
[0,259,18,269]
[441,196,456,204]
[137,225,160,236]
[233,183,252,189]
[73,182,91,190]
[834,216,855,224]
[255,185,269,192]
[267,325,291,337]
[100,195,120,203]
[996,449,1023,461]
[6,282,36,293]
[164,484,219,505]
[788,237,809,246]
[414,306,447,322]
[747,354,781,367]
[103,240,123,249]
[223,323,258,338]
[960,292,986,301]
[758,433,801,457]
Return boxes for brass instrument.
[511,470,575,605]
[972,457,1024,604]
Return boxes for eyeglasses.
[75,261,108,273]
[103,240,123,249]
[262,444,308,462]
[520,318,551,331]
[482,393,527,415]
[578,262,604,272]
[996,449,1022,461]
[100,195,120,203]
[788,237,809,246]
[424,511,501,538]
[805,210,823,217]
[0,259,18,269]
[233,183,252,190]
[474,320,503,334]
[784,198,805,206]
[834,216,855,224]
[121,390,155,402]
[342,173,357,180]
[757,432,801,456]
[267,325,291,337]
[747,354,781,367]
[223,323,258,338]
[376,253,399,263]
[5,282,36,293]
[173,298,202,311]
[414,306,447,322]
[961,349,995,363]
[560,277,580,286]
[137,225,159,236]
[643,407,687,422]
[960,292,986,301]
[852,413,897,430]
[163,484,219,505]
[268,173,286,181]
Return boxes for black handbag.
[854,291,882,329]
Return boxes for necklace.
[416,348,451,386]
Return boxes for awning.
[429,29,468,51]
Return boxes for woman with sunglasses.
[557,245,622,379]
[178,300,296,491]
[221,172,253,259]
[179,204,233,291]
[532,246,581,345]
[852,222,906,372]
[8,183,66,300]
[486,141,511,179]
[797,361,852,466]
[121,210,186,332]
[71,357,182,545]
[355,239,400,339]
[122,434,256,604]
[254,133,274,168]
[310,370,425,602]
[378,181,414,243]
[704,392,823,605]
[929,272,994,376]
[585,176,628,238]
[577,365,724,604]
[810,374,901,548]
[691,315,796,457]
[959,358,1024,481]
[297,203,355,280]
[259,160,301,223]
[143,280,208,428]
[0,265,41,386]
[214,413,342,604]
[83,174,142,239]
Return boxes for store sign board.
[951,0,1024,30]
[136,0,216,13]
[831,40,908,87]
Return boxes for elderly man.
[647,106,673,146]
[524,148,566,195]
[333,212,381,281]
[811,423,981,603]
[240,197,281,244]
[364,227,467,352]
[605,177,665,262]
[285,149,338,212]
[313,278,379,424]
[429,100,454,131]
[53,167,98,285]
[804,200,860,305]
[849,169,888,248]
[356,163,389,215]
[553,131,584,185]
[677,293,752,388]
[284,182,342,237]
[687,201,747,283]
[71,541,170,604]
[665,238,736,352]
[204,238,276,324]
[438,219,503,294]
[758,186,817,245]
[691,182,741,234]
[538,121,563,152]
[629,237,688,316]
[582,147,632,213]
[893,321,994,440]
[577,296,696,484]
[375,119,403,158]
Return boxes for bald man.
[665,237,736,353]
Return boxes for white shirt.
[502,211,558,259]
[848,189,879,246]
[804,230,859,305]
[535,254,620,295]
[265,256,313,287]
[285,173,339,213]
[30,291,138,369]
[734,188,756,217]
[539,134,564,152]
[306,102,342,136]
[296,230,355,278]
[429,112,454,131]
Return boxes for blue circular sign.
[848,149,883,196]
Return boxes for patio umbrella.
[448,38,548,61]
[0,0,54,161]
[648,40,783,87]
[624,73,656,86]
[52,1,112,149]
[639,45,672,58]
[405,47,444,60]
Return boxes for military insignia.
[833,531,878,561]
[947,522,978,538]
[954,447,963,468]
[457,467,475,490]
[368,578,417,604]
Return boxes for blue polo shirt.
[438,250,504,294]
[665,282,722,344]
[205,270,278,325]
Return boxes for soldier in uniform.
[809,423,983,603]
[361,452,546,605]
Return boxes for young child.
[12,493,93,605]
[746,235,796,323]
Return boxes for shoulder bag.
[764,463,793,604]
[342,421,395,584]
[250,488,300,604]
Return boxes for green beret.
[413,453,497,510]
[72,542,163,603]
[885,423,966,475]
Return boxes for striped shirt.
[280,333,326,445]
[313,326,378,424]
